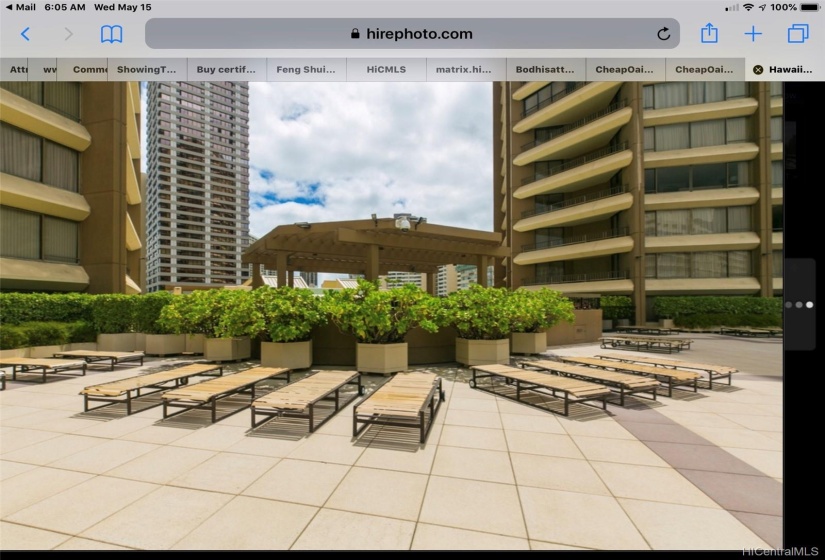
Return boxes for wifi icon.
[744,3,755,9]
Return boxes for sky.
[142,82,495,240]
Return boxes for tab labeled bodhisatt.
[346,59,426,82]
[187,59,266,80]
[587,59,665,81]
[666,59,744,81]
[109,58,187,81]
[507,59,585,81]
[57,59,109,81]
[427,59,506,81]
[267,59,346,82]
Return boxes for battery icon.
[800,3,820,10]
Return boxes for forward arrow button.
[65,27,73,41]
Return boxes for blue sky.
[143,81,494,239]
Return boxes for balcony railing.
[521,82,587,118]
[522,270,629,286]
[521,185,627,219]
[521,101,628,151]
[521,141,629,186]
[521,226,630,253]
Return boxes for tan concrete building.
[494,81,783,321]
[0,82,144,293]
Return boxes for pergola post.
[477,255,488,287]
[287,271,294,287]
[276,253,287,288]
[427,272,437,295]
[252,263,263,288]
[366,244,380,281]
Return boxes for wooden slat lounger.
[720,326,783,338]
[0,357,88,383]
[596,353,737,390]
[522,359,659,406]
[162,366,291,423]
[353,372,445,444]
[600,335,693,353]
[469,363,612,416]
[52,350,145,371]
[1,371,5,391]
[80,363,224,415]
[558,357,701,398]
[615,325,680,335]
[251,370,364,433]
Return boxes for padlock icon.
[351,28,360,39]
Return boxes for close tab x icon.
[787,23,810,43]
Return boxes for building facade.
[494,81,783,320]
[0,81,144,294]
[145,81,250,292]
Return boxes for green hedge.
[0,293,94,325]
[0,321,97,350]
[600,295,633,321]
[653,296,783,319]
[675,313,782,329]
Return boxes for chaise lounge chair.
[599,334,693,353]
[251,370,364,433]
[52,350,145,371]
[161,366,291,423]
[0,357,87,383]
[522,359,659,406]
[80,363,224,415]
[595,352,737,389]
[353,371,445,444]
[469,363,612,416]
[558,356,701,397]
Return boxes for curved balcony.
[514,227,633,265]
[0,172,91,222]
[644,187,760,211]
[772,230,783,248]
[771,142,783,160]
[645,277,761,295]
[513,81,551,101]
[515,186,632,231]
[515,143,633,199]
[643,98,758,127]
[0,257,90,292]
[515,102,632,166]
[522,270,634,295]
[645,231,760,253]
[771,186,783,205]
[513,82,623,133]
[644,143,759,169]
[771,96,783,117]
[0,89,91,151]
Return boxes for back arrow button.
[65,27,73,41]
[21,27,30,41]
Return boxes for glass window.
[728,162,749,186]
[643,85,654,109]
[657,253,690,278]
[726,117,748,143]
[705,82,726,103]
[643,128,655,151]
[690,120,726,147]
[693,163,727,189]
[644,169,656,193]
[691,208,726,234]
[42,216,78,263]
[1,123,41,182]
[42,141,79,192]
[728,206,751,232]
[655,124,689,151]
[770,82,783,98]
[772,250,783,276]
[645,254,657,278]
[536,228,564,248]
[1,82,43,104]
[771,116,783,142]
[653,83,688,109]
[726,82,747,99]
[657,210,690,236]
[692,252,727,277]
[772,161,783,187]
[645,212,656,236]
[729,251,752,276]
[655,166,690,193]
[0,206,40,260]
[773,205,783,231]
[44,83,81,121]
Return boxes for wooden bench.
[353,372,445,444]
[251,370,363,433]
[52,350,145,371]
[596,353,737,390]
[523,359,659,406]
[720,326,783,338]
[0,357,88,383]
[470,363,612,416]
[80,363,223,415]
[600,335,693,354]
[162,366,291,423]
[615,325,680,335]
[559,356,701,397]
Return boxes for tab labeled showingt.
[109,58,187,81]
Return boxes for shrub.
[0,292,94,325]
[91,294,139,334]
[159,289,256,338]
[600,295,634,321]
[436,285,512,340]
[133,291,175,334]
[0,325,28,350]
[509,289,576,333]
[653,296,782,320]
[22,322,71,347]
[324,280,438,344]
[675,313,782,329]
[245,286,326,343]
[68,321,98,343]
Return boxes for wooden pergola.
[242,217,508,293]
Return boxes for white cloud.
[248,82,493,237]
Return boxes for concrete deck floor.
[0,333,784,550]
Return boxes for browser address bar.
[145,18,681,49]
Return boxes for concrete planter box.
[145,334,186,357]
[511,332,547,355]
[602,319,614,332]
[30,344,68,359]
[134,333,146,352]
[356,342,407,375]
[97,333,138,352]
[68,342,97,352]
[261,340,312,370]
[660,319,675,328]
[0,348,31,359]
[204,336,251,362]
[456,338,509,367]
[185,334,205,355]
[617,319,631,327]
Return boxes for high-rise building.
[145,81,250,292]
[0,82,144,293]
[383,271,426,290]
[435,264,495,296]
[494,81,783,321]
